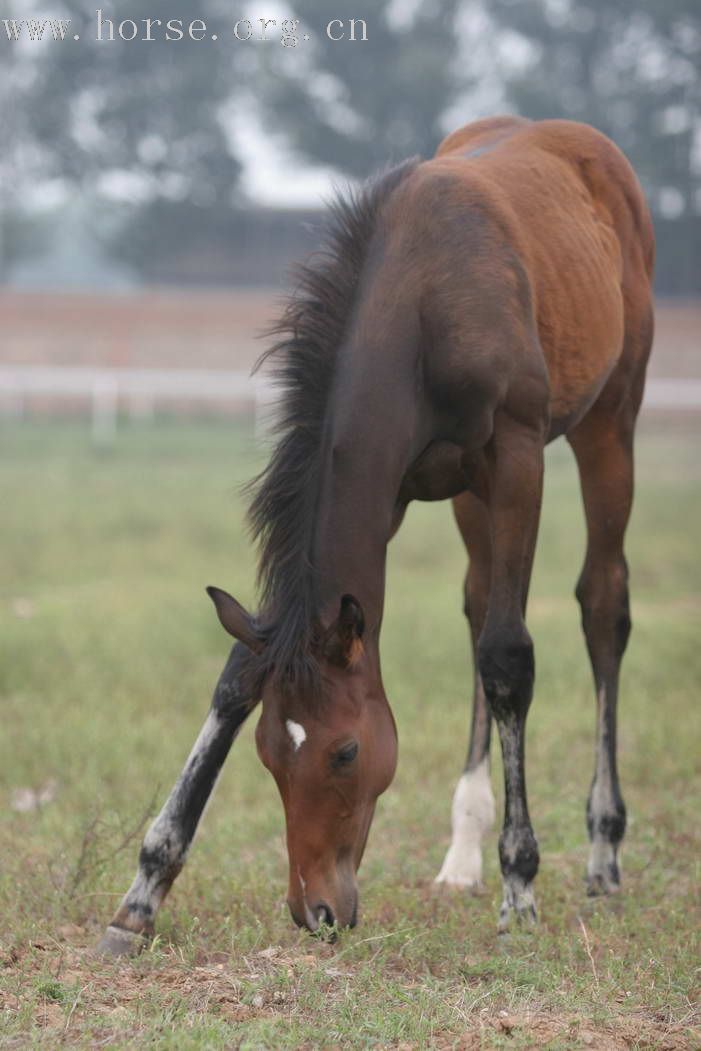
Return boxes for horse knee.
[477,629,534,719]
[576,558,631,659]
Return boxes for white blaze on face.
[434,757,496,889]
[286,719,307,751]
[587,684,620,887]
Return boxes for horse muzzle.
[287,871,358,934]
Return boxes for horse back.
[398,118,654,435]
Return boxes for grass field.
[0,419,699,1049]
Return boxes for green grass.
[0,418,699,1049]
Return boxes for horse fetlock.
[111,896,157,935]
[498,824,539,886]
[586,782,625,895]
[586,796,626,846]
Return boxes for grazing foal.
[99,117,654,955]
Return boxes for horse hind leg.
[568,408,636,895]
[435,492,495,891]
[97,643,255,956]
[478,415,545,930]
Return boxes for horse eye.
[332,741,358,768]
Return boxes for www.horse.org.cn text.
[1,13,370,45]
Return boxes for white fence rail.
[0,366,277,443]
[641,378,701,410]
[0,366,699,444]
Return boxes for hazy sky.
[229,0,505,206]
[231,107,342,207]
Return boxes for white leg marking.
[142,710,222,861]
[119,711,229,921]
[435,757,496,889]
[587,686,621,891]
[286,719,307,751]
[187,709,223,765]
[185,710,230,828]
[590,686,612,814]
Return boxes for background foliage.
[2,0,700,290]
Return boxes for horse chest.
[400,440,487,503]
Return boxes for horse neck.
[312,309,425,638]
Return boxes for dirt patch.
[1,930,697,1049]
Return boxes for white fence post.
[91,375,119,447]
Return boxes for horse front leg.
[478,413,545,931]
[435,492,495,890]
[98,642,255,956]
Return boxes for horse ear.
[206,587,264,653]
[324,594,365,666]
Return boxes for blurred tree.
[16,1,241,200]
[257,0,470,176]
[486,0,701,290]
[5,0,699,290]
[0,209,53,282]
[487,0,700,218]
[1,1,37,274]
[2,1,243,273]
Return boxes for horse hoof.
[586,872,621,897]
[497,877,537,933]
[96,925,148,958]
[586,847,621,897]
[433,875,485,896]
[497,902,537,934]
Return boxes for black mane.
[247,156,421,697]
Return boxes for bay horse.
[98,117,654,955]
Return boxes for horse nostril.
[316,903,335,928]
